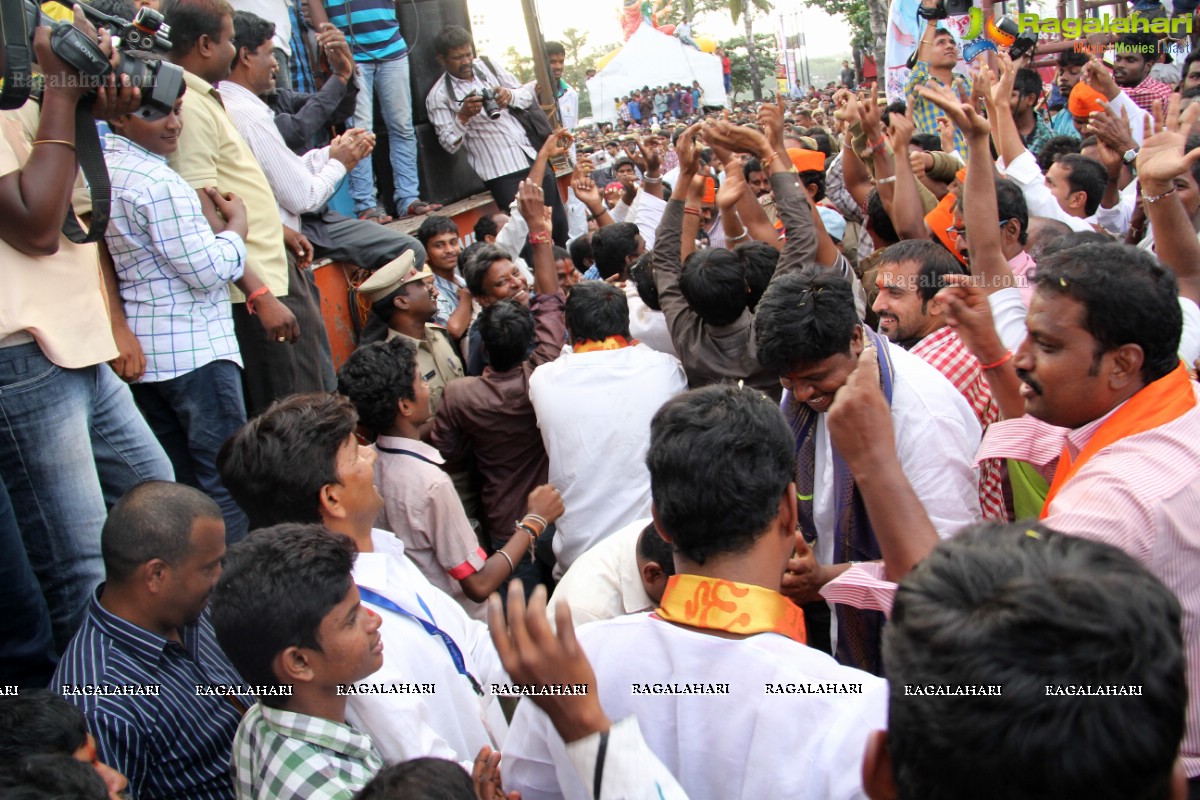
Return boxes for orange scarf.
[572,335,639,354]
[655,574,807,644]
[1042,361,1196,518]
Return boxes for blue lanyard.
[357,586,484,696]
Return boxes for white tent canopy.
[586,24,726,125]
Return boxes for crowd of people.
[4,0,1200,797]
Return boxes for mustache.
[1015,368,1043,396]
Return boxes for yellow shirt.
[0,109,115,368]
[168,70,289,300]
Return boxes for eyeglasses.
[945,219,1012,241]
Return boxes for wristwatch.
[1122,147,1139,165]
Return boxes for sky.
[465,0,858,64]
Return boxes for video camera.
[917,0,973,21]
[1,0,184,119]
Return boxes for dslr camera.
[3,0,185,119]
[476,87,503,120]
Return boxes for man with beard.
[871,240,1005,520]
[51,482,250,799]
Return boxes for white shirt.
[229,0,292,55]
[564,717,688,800]
[503,613,888,800]
[348,530,509,766]
[625,281,679,358]
[811,342,981,650]
[1001,150,1096,233]
[546,517,654,630]
[219,81,346,230]
[529,344,687,577]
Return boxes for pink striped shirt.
[822,385,1200,776]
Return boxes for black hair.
[804,130,834,158]
[473,215,500,242]
[1057,49,1089,68]
[1033,242,1182,383]
[887,523,1185,800]
[231,10,274,70]
[1036,230,1113,259]
[565,281,630,341]
[866,189,899,245]
[647,385,794,565]
[1115,31,1158,66]
[1013,67,1043,101]
[217,393,358,530]
[416,215,459,247]
[1025,216,1074,262]
[755,269,858,374]
[743,157,764,180]
[0,691,87,760]
[370,288,404,322]
[569,231,594,273]
[0,754,108,800]
[996,177,1030,245]
[552,245,570,264]
[798,170,826,202]
[1054,154,1108,216]
[882,100,907,128]
[736,241,778,312]
[590,222,641,280]
[161,0,234,58]
[679,247,746,327]
[478,299,535,371]
[210,523,357,708]
[433,25,472,58]
[636,523,676,578]
[629,252,661,311]
[910,133,942,152]
[101,480,222,583]
[878,239,966,305]
[353,758,475,800]
[544,40,566,58]
[1036,135,1082,175]
[463,244,514,297]
[337,338,418,436]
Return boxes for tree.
[805,0,885,61]
[721,32,777,101]
[689,0,773,100]
[503,46,534,83]
[560,27,588,65]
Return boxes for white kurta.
[529,345,687,577]
[504,612,888,800]
[347,530,509,767]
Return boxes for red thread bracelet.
[528,231,552,245]
[979,351,1013,370]
[683,206,701,217]
[245,287,270,315]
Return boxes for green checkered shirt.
[232,703,383,800]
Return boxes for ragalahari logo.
[960,9,1016,62]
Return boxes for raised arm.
[517,179,561,296]
[1137,97,1200,305]
[885,107,931,240]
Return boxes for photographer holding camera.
[426,24,569,246]
[0,4,174,678]
[903,0,974,155]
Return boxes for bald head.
[101,481,222,584]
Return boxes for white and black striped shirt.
[426,57,537,181]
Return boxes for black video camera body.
[477,87,503,120]
[6,0,184,119]
[917,0,973,20]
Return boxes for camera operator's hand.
[330,129,373,169]
[458,94,484,125]
[316,24,354,81]
[64,5,143,120]
[493,86,513,108]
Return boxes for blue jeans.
[349,56,420,214]
[0,473,58,687]
[130,359,249,544]
[0,342,173,650]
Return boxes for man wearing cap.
[358,253,465,414]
